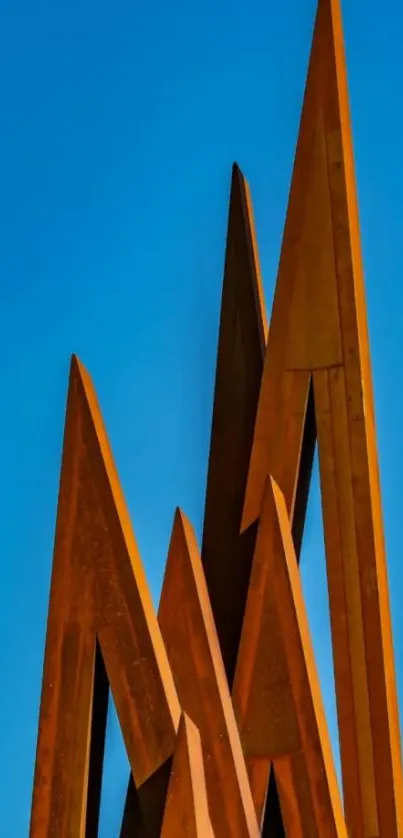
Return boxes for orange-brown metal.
[30,0,403,835]
[200,162,289,834]
[29,356,180,837]
[233,476,347,836]
[161,714,215,837]
[241,0,403,835]
[201,162,267,688]
[158,509,260,837]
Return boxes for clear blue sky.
[1,0,402,833]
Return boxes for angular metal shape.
[201,163,267,688]
[159,509,260,837]
[30,356,180,837]
[241,1,403,834]
[29,0,403,835]
[200,162,288,834]
[161,714,215,837]
[234,476,347,837]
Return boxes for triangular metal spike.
[159,508,260,837]
[234,476,347,837]
[30,355,180,837]
[241,0,403,835]
[201,163,267,688]
[201,166,289,832]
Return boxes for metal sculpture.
[30,0,403,834]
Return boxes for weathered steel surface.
[158,509,260,837]
[234,476,347,837]
[161,714,215,837]
[201,163,267,689]
[200,162,288,834]
[242,0,403,835]
[30,356,180,837]
[29,0,403,834]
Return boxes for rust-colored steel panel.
[30,356,180,837]
[161,714,215,837]
[159,509,260,837]
[200,163,294,834]
[234,477,346,837]
[201,163,267,688]
[29,0,403,834]
[242,0,403,835]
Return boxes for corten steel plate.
[29,0,403,835]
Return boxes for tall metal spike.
[159,509,260,837]
[30,356,180,837]
[242,1,403,834]
[201,163,267,687]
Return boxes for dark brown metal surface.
[201,163,267,689]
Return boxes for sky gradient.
[1,0,403,833]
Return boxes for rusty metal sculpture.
[30,0,403,835]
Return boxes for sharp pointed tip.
[231,161,245,183]
[70,353,88,381]
[69,355,96,406]
[175,507,189,531]
[228,161,250,213]
[179,712,203,753]
[179,711,197,738]
[69,354,83,383]
[268,474,277,493]
[172,507,186,542]
[171,508,197,555]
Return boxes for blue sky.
[1,0,403,833]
